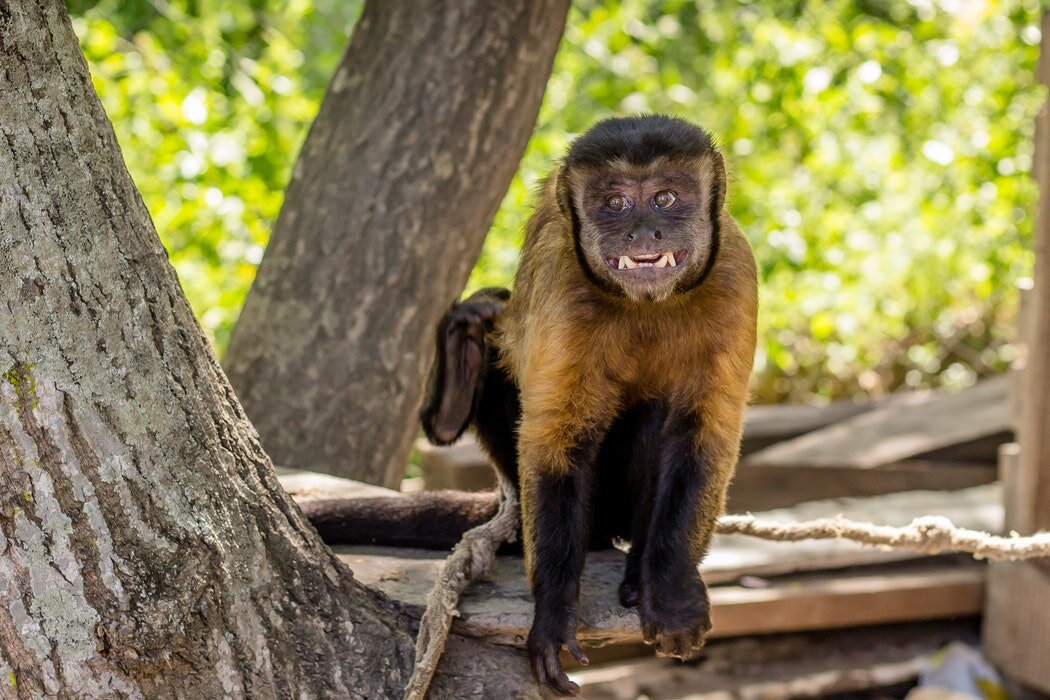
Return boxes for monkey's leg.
[637,406,737,659]
[420,287,510,445]
[471,356,521,485]
[591,402,665,608]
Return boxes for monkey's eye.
[605,194,630,212]
[653,191,677,209]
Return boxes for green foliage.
[72,0,1044,402]
[71,0,362,351]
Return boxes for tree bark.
[223,0,570,487]
[0,2,538,697]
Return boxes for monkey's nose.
[627,229,662,242]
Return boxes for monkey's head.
[558,115,726,303]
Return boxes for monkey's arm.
[420,287,510,445]
[516,363,616,696]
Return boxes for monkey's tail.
[300,490,507,551]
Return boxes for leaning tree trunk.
[0,2,537,697]
[223,0,570,487]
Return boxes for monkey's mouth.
[606,250,688,271]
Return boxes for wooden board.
[740,399,878,454]
[572,620,979,699]
[743,375,1010,470]
[340,549,985,648]
[984,18,1050,691]
[728,460,995,512]
[711,483,1002,581]
[276,469,396,501]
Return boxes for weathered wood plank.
[743,375,1010,470]
[728,460,995,512]
[713,483,1002,580]
[277,469,396,501]
[984,14,1050,692]
[741,399,880,454]
[571,620,979,699]
[341,549,985,648]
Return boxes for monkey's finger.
[641,623,657,645]
[566,638,589,666]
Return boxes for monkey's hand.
[420,289,509,445]
[526,608,589,696]
[639,574,712,659]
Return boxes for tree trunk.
[223,0,570,487]
[0,2,537,697]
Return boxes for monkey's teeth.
[655,255,669,268]
[618,256,629,270]
[621,256,639,270]
[667,252,677,267]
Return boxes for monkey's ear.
[554,166,576,222]
[710,151,727,213]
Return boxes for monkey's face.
[570,158,723,302]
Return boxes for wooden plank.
[984,561,1050,693]
[743,375,1010,470]
[572,620,979,699]
[728,459,995,512]
[984,13,1050,692]
[276,469,396,501]
[712,483,1002,581]
[710,560,983,641]
[339,549,985,648]
[740,400,879,454]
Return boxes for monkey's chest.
[593,323,711,401]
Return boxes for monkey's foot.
[639,584,712,658]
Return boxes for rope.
[404,500,1050,698]
[402,475,519,700]
[716,513,1050,561]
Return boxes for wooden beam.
[983,12,1050,693]
[743,376,1010,470]
[571,620,979,699]
[728,459,995,512]
[1013,11,1050,536]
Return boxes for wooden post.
[982,11,1050,692]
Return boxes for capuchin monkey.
[306,115,757,696]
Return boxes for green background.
[70,0,1045,404]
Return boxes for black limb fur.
[525,442,598,697]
